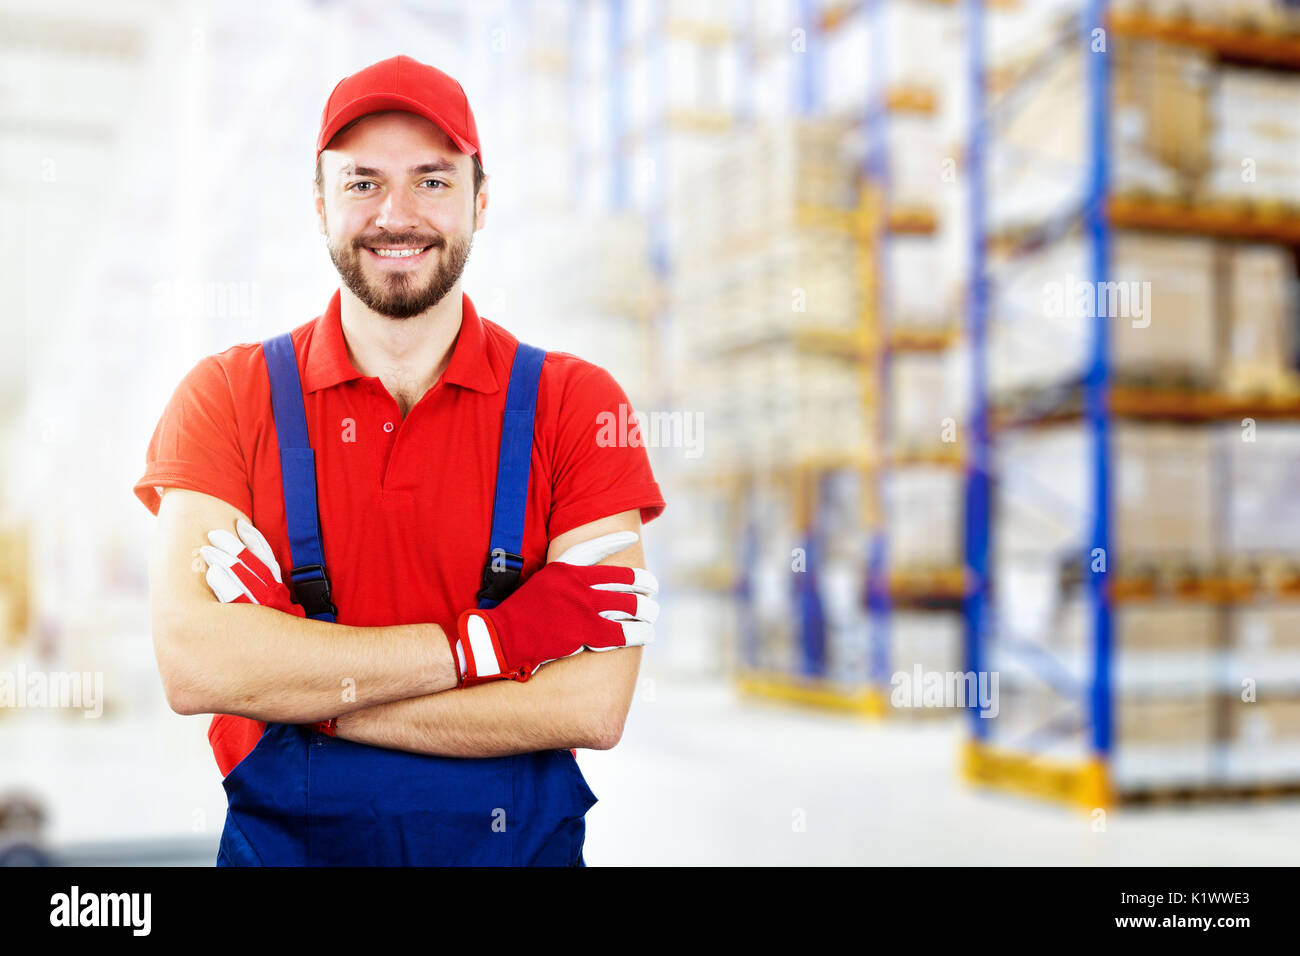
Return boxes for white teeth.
[373,247,425,258]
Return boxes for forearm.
[336,645,643,757]
[157,600,457,723]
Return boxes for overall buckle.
[476,550,524,605]
[291,565,337,618]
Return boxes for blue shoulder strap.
[262,333,337,622]
[264,332,544,617]
[476,341,547,609]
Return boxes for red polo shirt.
[135,289,665,767]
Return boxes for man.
[133,55,666,866]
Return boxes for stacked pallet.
[1218,243,1297,395]
[671,119,871,476]
[990,232,1298,398]
[671,233,864,358]
[665,116,872,683]
[996,422,1216,566]
[676,120,860,259]
[1001,9,1300,216]
[992,40,1214,229]
[1224,602,1300,782]
[885,466,965,570]
[991,419,1300,788]
[1206,67,1300,206]
[887,237,963,331]
[1024,598,1300,788]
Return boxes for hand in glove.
[199,518,304,618]
[452,530,659,688]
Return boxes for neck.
[337,283,464,397]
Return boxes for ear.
[473,172,489,232]
[313,182,327,236]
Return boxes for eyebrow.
[340,160,459,178]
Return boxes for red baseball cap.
[316,55,482,167]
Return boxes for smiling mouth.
[367,244,434,259]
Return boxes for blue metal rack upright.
[960,0,1114,807]
[859,0,967,708]
[961,0,990,748]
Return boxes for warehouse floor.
[580,673,1300,866]
[4,673,1299,866]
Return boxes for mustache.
[353,233,445,249]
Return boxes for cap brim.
[317,92,477,157]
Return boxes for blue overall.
[214,334,598,866]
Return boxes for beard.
[327,223,473,319]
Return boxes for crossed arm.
[149,488,644,757]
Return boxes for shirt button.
[383,421,394,433]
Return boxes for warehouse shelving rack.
[962,0,1300,809]
[657,0,885,710]
[728,1,889,712]
[732,0,968,717]
[613,1,877,691]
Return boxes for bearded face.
[325,218,474,319]
[316,111,485,320]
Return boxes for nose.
[374,185,421,233]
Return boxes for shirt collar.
[303,288,499,395]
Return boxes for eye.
[346,181,376,193]
[421,179,448,189]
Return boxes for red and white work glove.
[199,519,337,736]
[200,518,305,617]
[452,531,659,688]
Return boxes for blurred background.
[2,0,1300,865]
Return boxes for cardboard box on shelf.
[887,235,962,330]
[1223,602,1300,690]
[991,234,1218,394]
[1228,603,1300,653]
[1221,423,1300,557]
[991,681,1215,758]
[1058,600,1220,655]
[886,467,964,569]
[993,40,1211,227]
[1114,424,1217,562]
[1217,242,1298,396]
[1110,233,1218,387]
[1222,694,1300,782]
[1206,66,1300,205]
[1226,697,1300,746]
[890,352,966,451]
[720,349,872,470]
[998,423,1216,564]
[1056,599,1220,691]
[1118,694,1217,747]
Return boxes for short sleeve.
[548,361,666,540]
[133,355,253,518]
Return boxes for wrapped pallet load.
[994,39,1210,229]
[992,233,1217,394]
[997,422,1216,569]
[1217,243,1299,396]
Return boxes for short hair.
[315,149,484,197]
